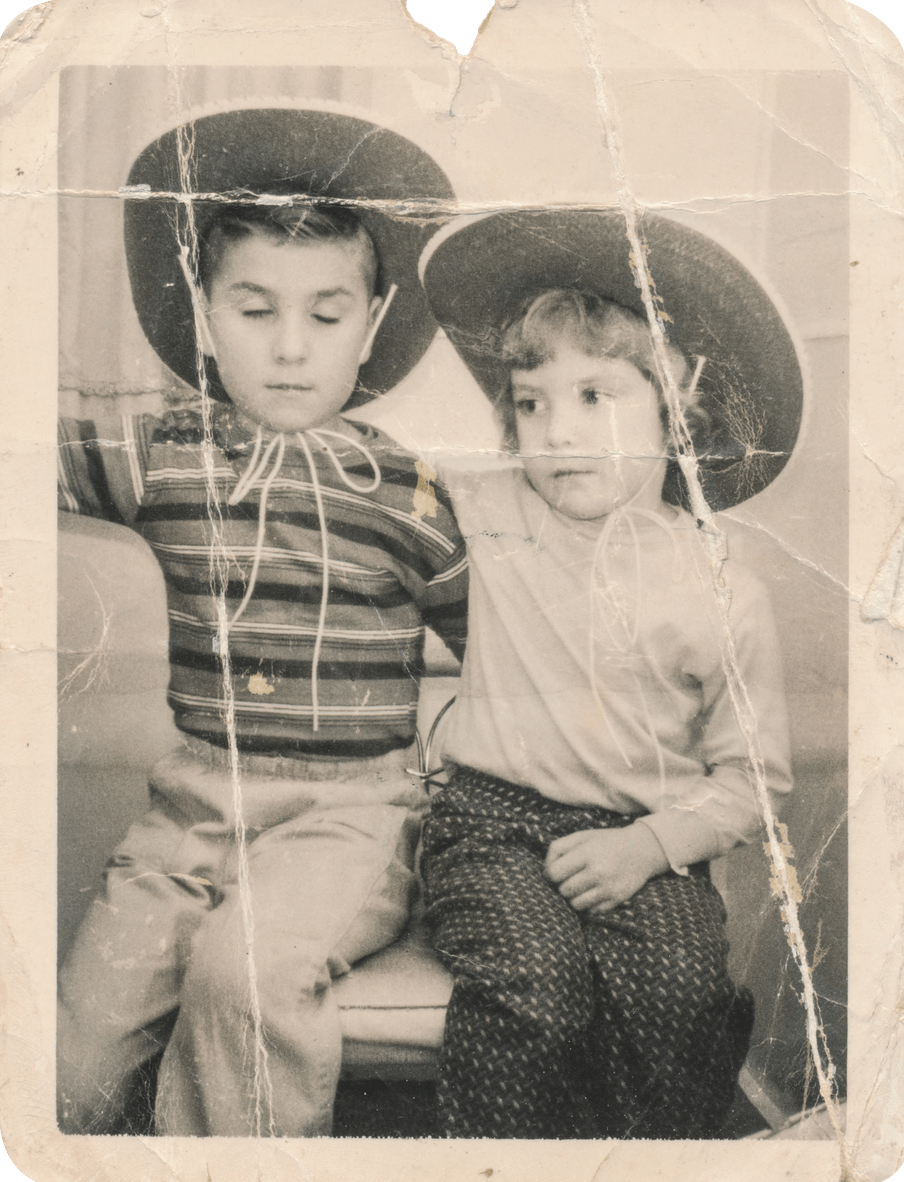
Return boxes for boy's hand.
[545,823,670,914]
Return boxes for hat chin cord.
[359,283,397,365]
[225,424,382,735]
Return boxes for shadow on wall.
[721,507,847,1114]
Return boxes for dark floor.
[332,1079,771,1140]
[111,1053,771,1139]
[333,1080,439,1138]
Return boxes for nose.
[544,404,577,452]
[273,310,309,364]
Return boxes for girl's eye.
[313,314,340,325]
[241,308,273,319]
[581,387,602,406]
[514,399,539,416]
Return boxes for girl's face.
[512,345,670,521]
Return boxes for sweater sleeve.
[416,477,469,663]
[635,569,793,871]
[58,414,156,525]
[420,546,468,663]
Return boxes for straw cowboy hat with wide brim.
[420,209,805,512]
[124,107,456,407]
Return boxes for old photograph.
[55,58,846,1140]
[0,1,902,1179]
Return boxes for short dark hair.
[496,288,711,453]
[197,201,380,296]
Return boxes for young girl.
[417,210,800,1139]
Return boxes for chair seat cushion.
[336,927,452,1079]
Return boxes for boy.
[417,210,800,1138]
[57,107,466,1137]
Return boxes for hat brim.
[124,108,455,404]
[420,209,804,511]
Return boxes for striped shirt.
[58,405,468,758]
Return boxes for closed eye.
[313,314,340,325]
[241,308,274,319]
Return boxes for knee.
[635,877,731,1008]
[661,926,734,1018]
[179,913,329,1022]
[453,949,593,1049]
[598,936,731,1029]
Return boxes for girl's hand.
[544,823,670,914]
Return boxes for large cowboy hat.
[420,209,805,511]
[124,107,455,406]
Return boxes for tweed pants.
[421,768,754,1140]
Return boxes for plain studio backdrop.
[53,52,849,1119]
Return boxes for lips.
[265,383,313,392]
[552,467,595,478]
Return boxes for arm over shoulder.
[415,471,469,663]
[58,414,158,525]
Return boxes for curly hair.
[495,289,712,456]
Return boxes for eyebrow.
[226,282,356,300]
[228,282,271,296]
[311,287,355,301]
[513,373,616,391]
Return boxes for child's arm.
[411,471,469,663]
[547,568,792,914]
[420,547,468,663]
[58,414,153,524]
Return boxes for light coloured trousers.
[58,739,424,1136]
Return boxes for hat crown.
[421,209,804,511]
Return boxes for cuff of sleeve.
[634,809,728,875]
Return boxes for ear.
[357,294,384,366]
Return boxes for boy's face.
[512,345,669,521]
[201,232,381,435]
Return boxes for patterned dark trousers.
[421,768,754,1140]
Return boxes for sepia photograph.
[55,57,846,1142]
[0,2,902,1179]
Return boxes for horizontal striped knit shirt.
[58,406,468,758]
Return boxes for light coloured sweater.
[442,466,792,871]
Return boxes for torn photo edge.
[1,1,903,1178]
